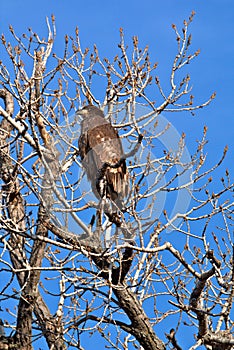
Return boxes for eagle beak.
[76,109,87,118]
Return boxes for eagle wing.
[78,127,99,198]
[79,116,128,203]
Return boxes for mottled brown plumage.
[78,105,128,207]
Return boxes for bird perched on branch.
[77,105,128,209]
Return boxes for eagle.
[77,105,128,209]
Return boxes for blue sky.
[0,1,233,349]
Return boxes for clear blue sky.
[0,1,233,349]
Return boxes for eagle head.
[77,105,105,119]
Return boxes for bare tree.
[0,12,233,350]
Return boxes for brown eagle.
[78,105,128,208]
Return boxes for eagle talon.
[105,212,122,227]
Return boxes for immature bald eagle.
[78,105,128,208]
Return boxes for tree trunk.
[114,286,165,350]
